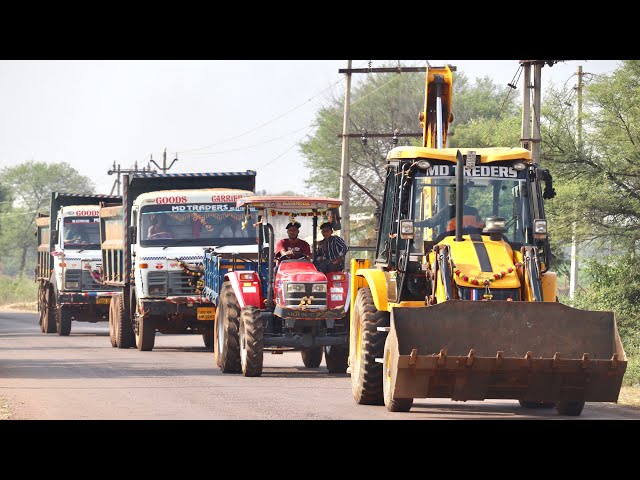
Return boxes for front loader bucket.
[386,300,626,404]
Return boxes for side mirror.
[51,229,59,244]
[129,225,137,244]
[374,206,381,233]
[329,207,342,231]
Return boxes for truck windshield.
[140,204,258,247]
[63,217,100,249]
[412,175,530,251]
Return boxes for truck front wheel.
[43,284,57,334]
[56,305,72,336]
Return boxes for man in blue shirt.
[314,222,348,273]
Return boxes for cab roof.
[387,146,533,163]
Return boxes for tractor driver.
[275,221,311,260]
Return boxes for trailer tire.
[214,282,241,373]
[383,336,413,412]
[114,294,134,349]
[351,287,389,405]
[56,305,72,336]
[556,400,585,416]
[239,305,263,377]
[324,345,349,373]
[108,297,118,347]
[301,347,323,368]
[43,284,57,334]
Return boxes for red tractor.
[205,196,350,377]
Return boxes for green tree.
[0,161,94,276]
[542,61,640,254]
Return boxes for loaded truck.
[204,195,350,377]
[35,193,122,335]
[99,171,257,351]
[348,65,627,416]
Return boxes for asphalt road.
[1,310,639,420]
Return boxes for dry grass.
[0,302,38,313]
[617,387,640,408]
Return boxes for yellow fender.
[349,258,389,313]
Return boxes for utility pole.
[149,148,178,174]
[570,65,584,299]
[339,60,353,247]
[108,160,157,195]
[520,62,532,151]
[338,62,430,248]
[531,63,543,164]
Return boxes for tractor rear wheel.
[239,305,263,377]
[351,287,389,405]
[214,282,241,373]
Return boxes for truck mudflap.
[384,300,627,403]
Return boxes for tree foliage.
[0,161,94,275]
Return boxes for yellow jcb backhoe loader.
[348,65,626,416]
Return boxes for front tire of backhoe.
[351,287,389,405]
[383,336,413,412]
[214,282,241,373]
[556,400,585,417]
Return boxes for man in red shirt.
[275,221,311,260]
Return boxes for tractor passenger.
[314,222,348,273]
[275,222,311,260]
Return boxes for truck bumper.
[58,291,118,306]
[140,297,213,318]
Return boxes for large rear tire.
[351,287,389,405]
[301,347,323,368]
[43,284,57,334]
[383,336,413,412]
[556,401,585,416]
[56,305,72,336]
[214,281,241,373]
[239,305,264,377]
[38,282,47,333]
[113,293,134,349]
[324,345,349,373]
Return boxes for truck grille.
[168,271,198,296]
[284,283,327,308]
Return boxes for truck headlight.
[149,285,166,296]
[312,284,327,293]
[65,281,80,289]
[287,283,305,293]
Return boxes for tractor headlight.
[287,283,305,293]
[312,284,327,293]
[417,160,431,170]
